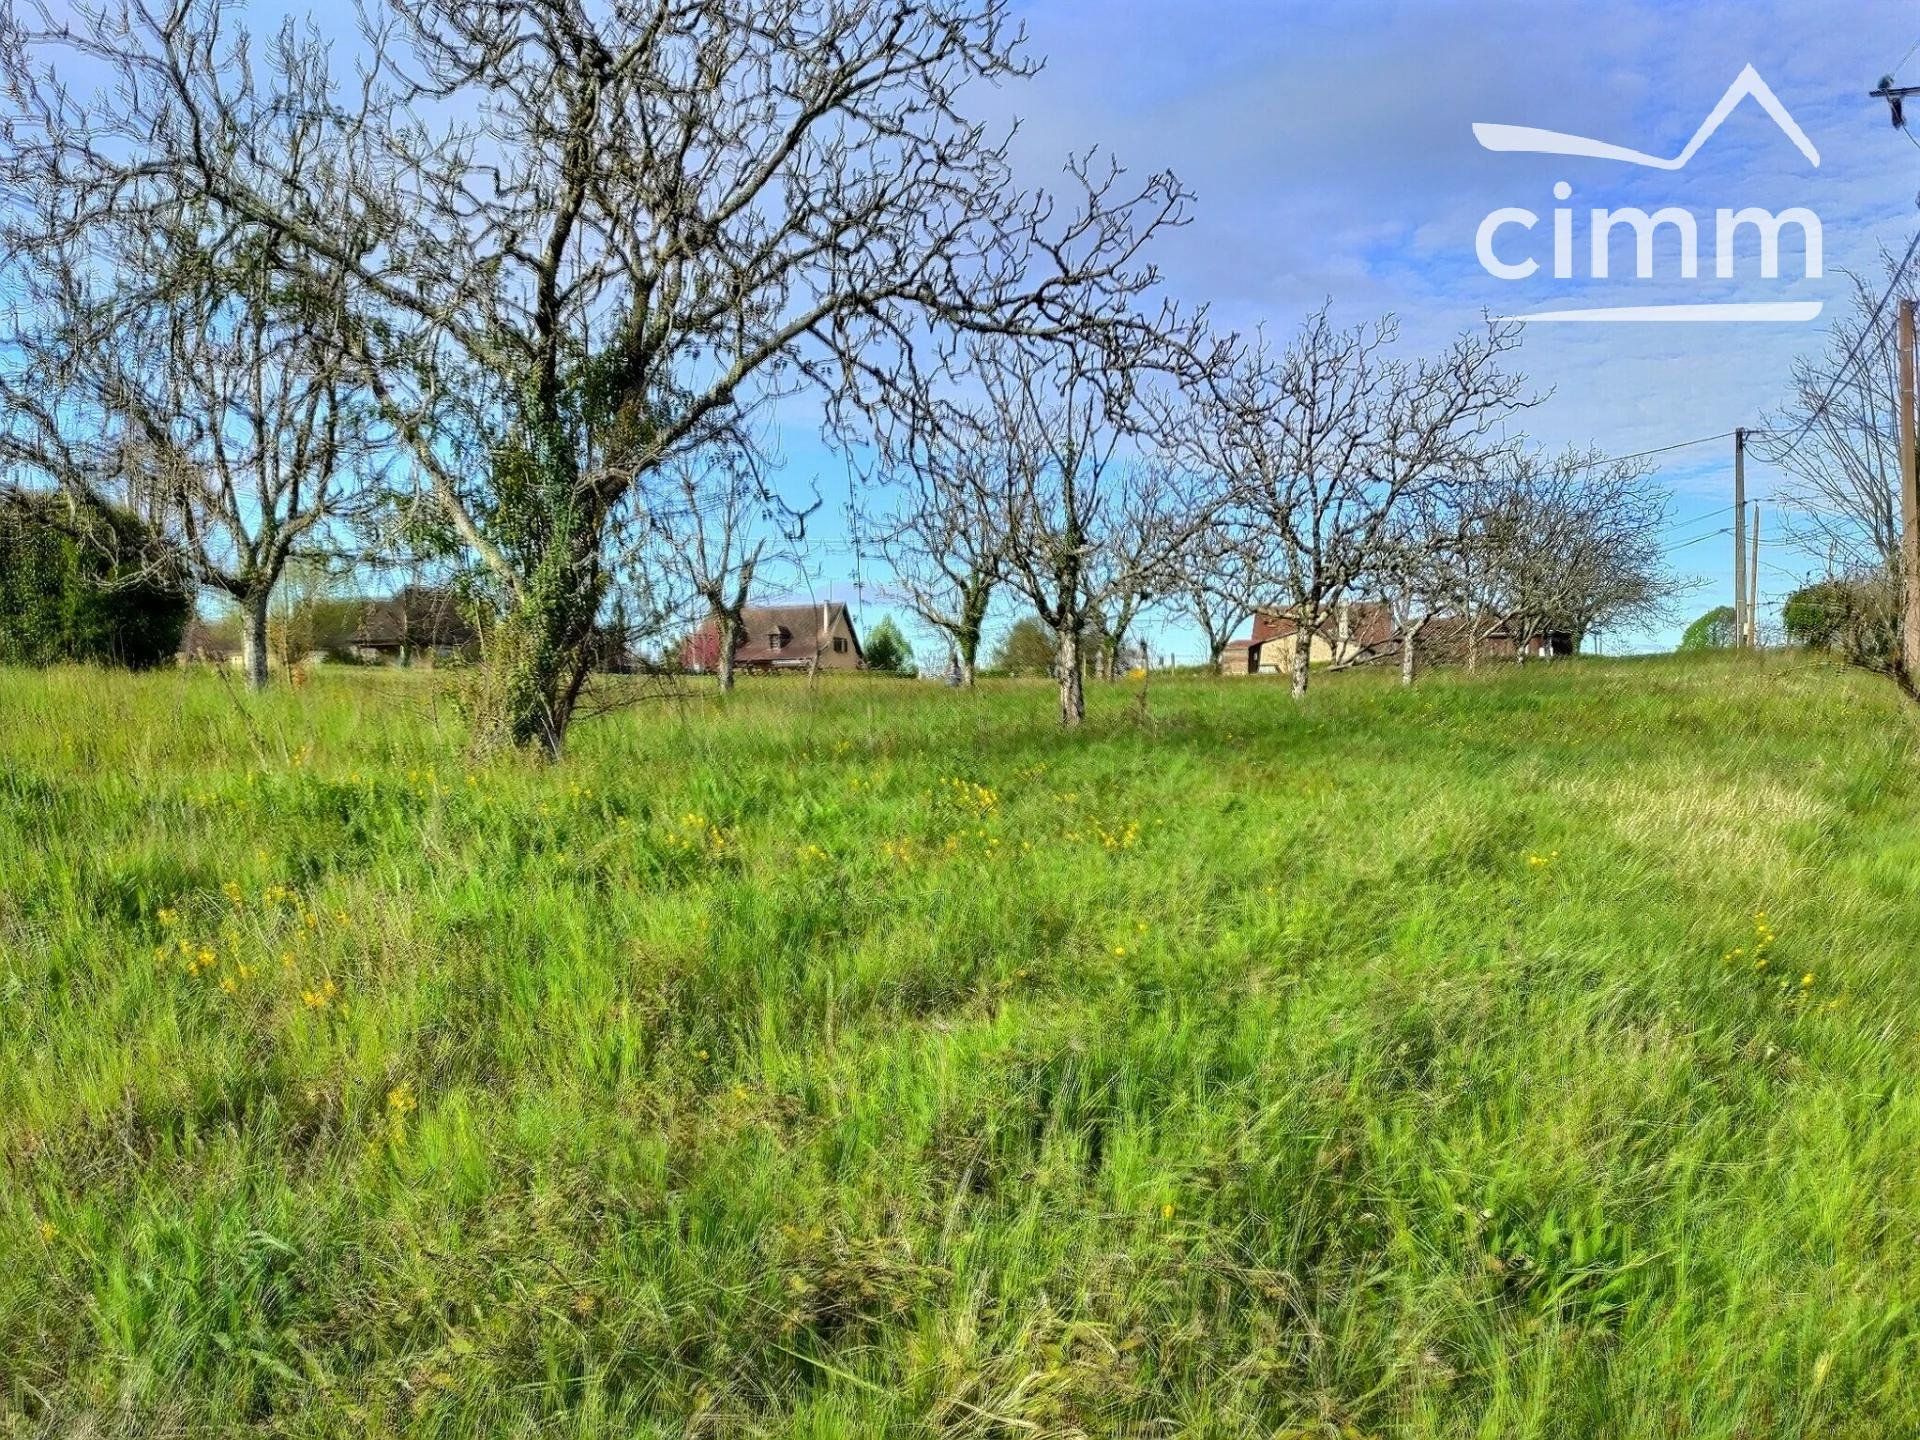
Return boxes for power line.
[1766,227,1920,469]
[1899,34,1920,80]
[1603,431,1737,464]
[1663,502,1738,543]
[1661,526,1732,554]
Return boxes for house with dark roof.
[680,602,864,673]
[350,586,479,665]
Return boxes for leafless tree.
[652,452,809,693]
[1365,478,1479,685]
[865,442,1007,687]
[0,0,1203,751]
[1168,307,1528,697]
[1470,447,1674,661]
[961,340,1216,725]
[1166,521,1269,671]
[0,26,371,690]
[1083,469,1189,681]
[1755,249,1917,575]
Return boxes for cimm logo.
[1472,65,1823,322]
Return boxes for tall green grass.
[2,654,1918,1437]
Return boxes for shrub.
[862,615,915,676]
[0,490,188,669]
[1677,606,1737,652]
[989,615,1056,677]
[1782,574,1900,671]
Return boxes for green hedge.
[0,490,188,669]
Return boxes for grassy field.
[3,654,1919,1437]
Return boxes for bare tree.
[653,453,806,693]
[866,443,1006,687]
[0,35,369,691]
[1167,521,1268,671]
[1084,471,1185,681]
[1472,447,1674,661]
[1,0,1201,750]
[1756,249,1916,575]
[963,341,1215,725]
[1366,479,1478,685]
[1169,308,1527,697]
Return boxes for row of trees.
[869,325,1673,717]
[0,0,1674,747]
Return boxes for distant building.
[1415,615,1577,663]
[1223,602,1396,676]
[1221,602,1573,675]
[351,586,479,665]
[680,602,864,673]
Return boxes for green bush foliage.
[861,614,915,675]
[1676,605,1736,651]
[1783,574,1900,671]
[0,490,188,669]
[989,614,1057,676]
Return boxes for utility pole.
[1748,503,1761,647]
[1871,78,1920,129]
[1733,427,1747,649]
[1901,297,1920,674]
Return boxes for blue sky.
[770,0,1920,660]
[139,0,1920,659]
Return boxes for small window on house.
[768,628,789,652]
[832,636,847,654]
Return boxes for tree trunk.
[1290,632,1310,698]
[1057,627,1086,726]
[484,606,595,757]
[1401,619,1421,687]
[960,655,975,687]
[241,585,270,692]
[478,527,604,757]
[717,615,738,693]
